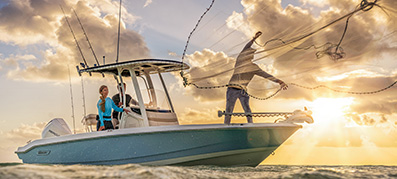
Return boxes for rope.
[290,80,397,95]
[181,0,216,85]
[188,79,397,101]
[188,83,283,100]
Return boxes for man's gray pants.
[224,87,253,124]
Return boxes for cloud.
[86,0,137,24]
[0,0,150,82]
[0,0,68,46]
[6,49,71,81]
[330,74,397,114]
[184,49,235,101]
[0,54,37,70]
[143,0,153,8]
[347,113,376,126]
[5,122,46,143]
[345,112,397,126]
[350,98,397,115]
[168,51,178,57]
[300,0,330,8]
[226,11,253,36]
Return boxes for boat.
[15,59,312,166]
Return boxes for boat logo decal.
[37,150,51,156]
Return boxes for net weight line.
[289,81,397,95]
[189,80,397,101]
[189,83,282,100]
[181,0,215,78]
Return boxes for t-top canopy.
[78,59,189,77]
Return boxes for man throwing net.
[225,31,288,124]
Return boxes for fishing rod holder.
[218,107,314,124]
[217,110,292,118]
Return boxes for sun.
[310,97,354,126]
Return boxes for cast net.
[180,0,397,101]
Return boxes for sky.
[0,0,396,165]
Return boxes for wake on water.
[0,163,396,179]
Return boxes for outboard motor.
[41,118,72,138]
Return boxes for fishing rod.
[60,5,89,70]
[68,65,76,134]
[80,75,87,118]
[116,0,122,63]
[72,8,100,66]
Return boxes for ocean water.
[0,163,396,179]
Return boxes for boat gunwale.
[15,123,301,154]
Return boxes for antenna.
[116,0,122,63]
[60,5,89,69]
[68,65,76,134]
[72,8,100,66]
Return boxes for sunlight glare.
[311,97,354,126]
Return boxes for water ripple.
[0,163,396,179]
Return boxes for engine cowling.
[41,118,72,138]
